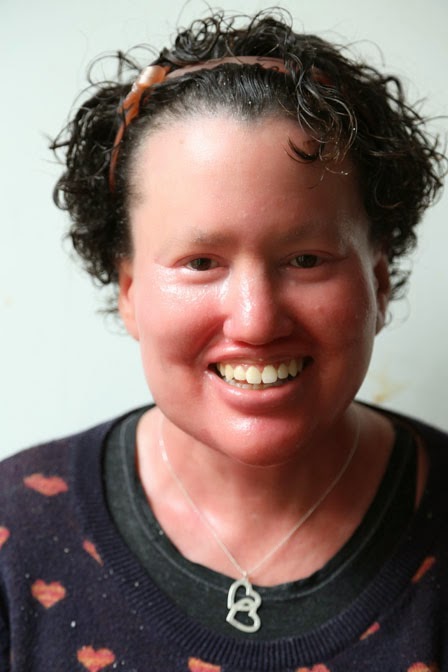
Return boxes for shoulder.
[0,421,105,499]
[389,409,448,467]
[0,408,146,515]
[0,408,148,597]
[366,403,448,454]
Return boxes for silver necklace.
[159,414,360,634]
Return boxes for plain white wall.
[2,0,447,460]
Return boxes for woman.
[0,9,447,671]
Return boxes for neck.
[143,405,357,507]
[135,403,395,585]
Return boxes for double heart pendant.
[226,576,262,633]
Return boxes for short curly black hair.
[51,8,446,305]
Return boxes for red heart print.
[412,556,436,583]
[83,540,103,565]
[188,659,221,672]
[360,621,380,640]
[31,580,66,608]
[77,646,116,672]
[24,473,68,496]
[0,526,10,549]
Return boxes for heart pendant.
[226,577,262,633]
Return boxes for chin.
[198,418,314,468]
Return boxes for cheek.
[304,273,378,347]
[132,270,220,365]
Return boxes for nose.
[222,265,294,345]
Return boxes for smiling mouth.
[212,358,307,389]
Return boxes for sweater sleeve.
[0,596,10,671]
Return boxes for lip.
[207,344,310,366]
[206,358,312,412]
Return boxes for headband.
[108,57,333,191]
[108,56,287,191]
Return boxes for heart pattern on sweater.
[83,539,103,565]
[31,579,66,608]
[412,556,436,584]
[24,473,69,496]
[188,658,222,672]
[360,621,380,640]
[77,646,116,672]
[296,666,331,672]
[0,526,10,549]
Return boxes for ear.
[373,251,390,334]
[118,259,140,341]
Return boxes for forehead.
[129,114,366,244]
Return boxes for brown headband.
[108,56,287,191]
[109,64,170,191]
[108,56,332,191]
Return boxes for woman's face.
[119,115,389,465]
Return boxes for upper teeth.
[217,359,303,385]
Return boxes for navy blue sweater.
[0,410,447,671]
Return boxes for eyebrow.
[156,216,350,257]
[186,221,339,245]
[156,230,231,256]
[189,230,235,246]
[198,219,337,246]
[278,225,329,243]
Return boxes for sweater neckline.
[103,406,417,640]
[72,406,448,670]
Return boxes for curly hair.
[51,9,446,304]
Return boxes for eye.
[186,257,218,271]
[290,254,321,268]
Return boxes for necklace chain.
[159,411,360,633]
[159,411,360,581]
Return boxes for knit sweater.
[0,409,447,672]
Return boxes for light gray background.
[2,0,447,460]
